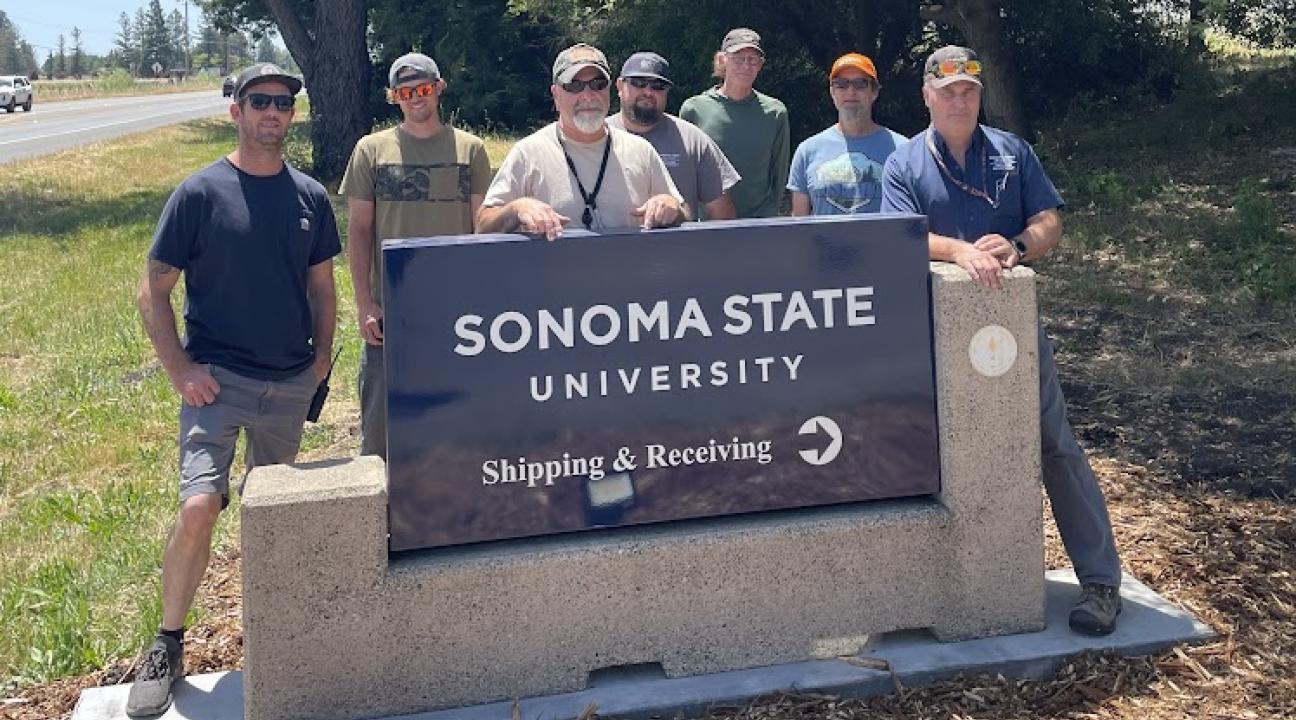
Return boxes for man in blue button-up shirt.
[882,46,1125,636]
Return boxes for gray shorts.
[178,363,318,504]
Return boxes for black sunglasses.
[830,78,875,91]
[243,93,296,111]
[560,77,610,93]
[626,77,670,92]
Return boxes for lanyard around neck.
[925,128,1003,209]
[556,125,612,230]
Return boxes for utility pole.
[177,0,191,72]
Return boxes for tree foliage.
[1204,0,1296,47]
[0,11,40,77]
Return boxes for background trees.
[195,0,1295,182]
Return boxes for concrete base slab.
[74,570,1213,720]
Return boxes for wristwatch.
[1011,238,1028,263]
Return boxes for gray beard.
[838,106,867,124]
[572,110,605,134]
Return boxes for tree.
[56,34,66,76]
[70,27,84,78]
[1205,0,1296,47]
[255,34,276,63]
[168,9,189,70]
[199,0,372,182]
[139,0,174,75]
[921,0,1030,138]
[115,11,137,74]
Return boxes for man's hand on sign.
[171,361,221,407]
[632,194,685,229]
[973,234,1020,269]
[952,243,1005,291]
[358,300,384,345]
[514,198,570,241]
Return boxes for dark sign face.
[383,216,940,552]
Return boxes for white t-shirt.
[483,123,683,232]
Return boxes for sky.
[1,1,207,58]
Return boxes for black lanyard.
[556,125,612,229]
[925,128,1005,209]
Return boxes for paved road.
[0,90,232,164]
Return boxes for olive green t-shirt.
[339,124,491,305]
[679,87,789,219]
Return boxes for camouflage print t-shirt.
[340,125,492,305]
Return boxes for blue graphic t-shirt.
[788,125,907,215]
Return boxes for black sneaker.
[125,635,184,718]
[1069,582,1122,636]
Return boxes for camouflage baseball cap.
[552,43,611,84]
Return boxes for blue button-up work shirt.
[880,124,1063,240]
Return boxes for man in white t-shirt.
[477,43,687,240]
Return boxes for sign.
[382,215,940,552]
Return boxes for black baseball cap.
[620,52,672,85]
[234,62,303,98]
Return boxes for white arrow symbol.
[798,416,842,466]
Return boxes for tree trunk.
[265,0,371,182]
[1187,0,1206,55]
[921,0,1031,139]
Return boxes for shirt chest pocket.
[990,169,1025,234]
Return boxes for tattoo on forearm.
[148,260,179,281]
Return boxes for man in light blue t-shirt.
[789,52,906,216]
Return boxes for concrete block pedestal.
[235,266,1047,720]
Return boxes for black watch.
[1011,238,1028,262]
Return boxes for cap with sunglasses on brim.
[620,52,673,85]
[388,52,441,87]
[553,43,611,84]
[924,45,983,88]
[721,28,764,56]
[830,53,878,82]
[234,62,302,99]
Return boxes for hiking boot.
[125,635,184,718]
[1069,582,1122,636]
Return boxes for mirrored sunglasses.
[560,76,610,93]
[929,59,982,79]
[393,83,437,101]
[244,93,295,111]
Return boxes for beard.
[571,108,606,134]
[245,122,286,150]
[630,103,662,125]
[838,105,866,124]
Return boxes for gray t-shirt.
[483,123,682,232]
[606,113,740,217]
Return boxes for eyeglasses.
[560,76,610,93]
[727,54,764,67]
[626,77,669,92]
[928,59,982,79]
[830,78,875,91]
[392,83,436,101]
[243,93,295,112]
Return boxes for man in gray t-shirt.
[607,51,740,220]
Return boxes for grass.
[3,55,1295,719]
[32,73,225,104]
[0,115,358,693]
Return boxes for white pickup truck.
[0,76,33,113]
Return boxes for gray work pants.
[359,342,387,460]
[1038,323,1123,587]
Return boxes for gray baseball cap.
[721,28,764,55]
[234,62,302,98]
[552,43,611,84]
[388,52,440,87]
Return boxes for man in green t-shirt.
[339,52,492,459]
[679,28,790,218]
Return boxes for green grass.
[0,116,359,693]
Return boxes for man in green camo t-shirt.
[679,28,790,218]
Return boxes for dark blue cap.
[620,52,672,85]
